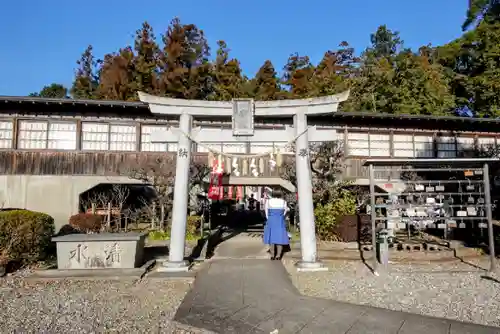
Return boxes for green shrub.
[69,213,103,233]
[187,215,201,236]
[148,230,170,240]
[0,210,55,265]
[314,189,356,241]
[147,216,201,242]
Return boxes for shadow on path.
[174,259,499,333]
[190,209,267,260]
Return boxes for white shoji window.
[413,135,434,157]
[347,132,369,156]
[437,136,457,158]
[393,134,414,157]
[275,142,294,155]
[0,120,13,149]
[369,133,390,157]
[478,137,496,150]
[196,143,222,153]
[109,125,136,151]
[168,142,178,152]
[81,123,109,151]
[250,142,274,154]
[141,125,169,152]
[456,136,475,156]
[223,143,247,153]
[249,142,293,155]
[48,122,77,150]
[18,121,48,149]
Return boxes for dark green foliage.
[211,40,246,100]
[29,83,68,98]
[71,45,99,99]
[436,21,500,117]
[251,60,283,100]
[0,210,55,265]
[463,0,500,30]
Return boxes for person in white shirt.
[262,190,289,260]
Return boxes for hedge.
[0,210,55,266]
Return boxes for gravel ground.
[284,258,500,327]
[0,270,211,333]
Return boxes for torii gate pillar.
[294,110,318,268]
[167,112,192,269]
[139,92,350,272]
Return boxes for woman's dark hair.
[272,189,283,198]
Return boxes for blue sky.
[0,0,467,96]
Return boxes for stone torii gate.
[139,91,350,271]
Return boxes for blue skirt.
[263,209,289,245]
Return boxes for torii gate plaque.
[139,91,350,271]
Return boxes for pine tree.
[159,18,212,99]
[252,60,283,100]
[367,25,403,59]
[345,26,454,115]
[437,21,500,117]
[97,47,136,100]
[312,42,358,96]
[281,53,314,98]
[29,83,69,98]
[463,0,500,30]
[211,40,245,100]
[71,45,99,99]
[132,21,160,94]
[391,49,455,115]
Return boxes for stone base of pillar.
[294,260,328,272]
[156,260,191,273]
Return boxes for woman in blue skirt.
[263,190,289,260]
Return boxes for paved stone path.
[173,235,500,333]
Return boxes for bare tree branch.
[122,155,209,231]
[111,184,130,211]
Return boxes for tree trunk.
[160,204,165,231]
[107,202,112,230]
[152,202,157,229]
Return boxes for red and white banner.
[208,160,248,201]
[208,160,224,200]
[236,186,243,200]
